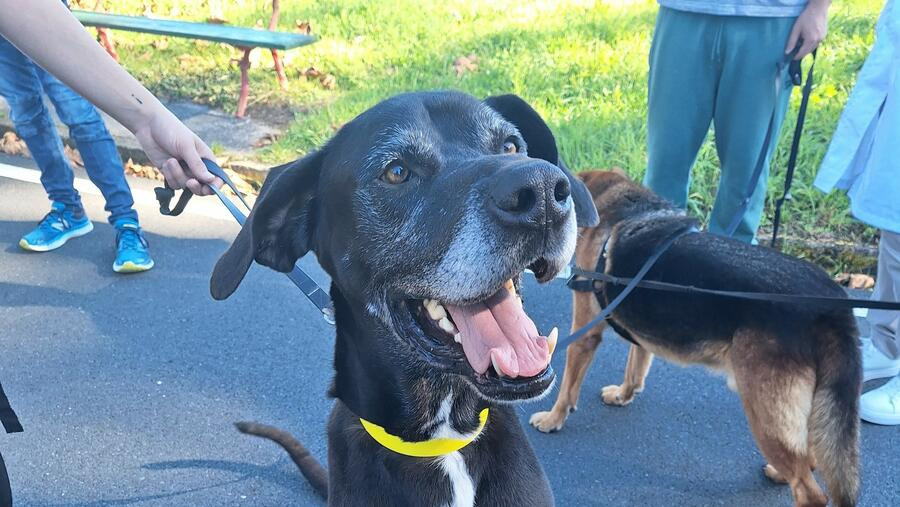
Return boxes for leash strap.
[771,50,816,247]
[723,46,804,237]
[557,226,696,350]
[569,268,900,311]
[154,160,335,325]
[359,408,489,458]
[0,381,22,434]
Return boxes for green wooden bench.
[72,9,316,117]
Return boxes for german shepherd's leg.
[529,291,605,433]
[601,344,653,406]
[731,330,826,507]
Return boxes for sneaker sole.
[113,259,155,273]
[864,364,900,383]
[18,221,94,252]
[860,405,900,425]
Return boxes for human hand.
[133,107,223,196]
[785,0,830,60]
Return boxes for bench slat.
[72,11,316,50]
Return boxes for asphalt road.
[1,153,898,506]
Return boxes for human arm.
[786,0,831,60]
[0,0,221,195]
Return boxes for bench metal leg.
[236,47,252,118]
[96,28,119,62]
[268,1,288,91]
[271,49,288,91]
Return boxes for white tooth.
[426,301,447,321]
[491,354,508,378]
[438,316,456,334]
[548,327,558,356]
[454,333,461,343]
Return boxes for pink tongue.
[445,288,550,378]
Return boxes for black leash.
[723,46,812,238]
[0,381,22,434]
[155,160,335,325]
[561,226,697,345]
[771,50,816,247]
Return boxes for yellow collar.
[359,408,489,458]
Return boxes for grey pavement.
[1,153,898,506]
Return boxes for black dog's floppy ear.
[210,150,324,300]
[484,94,599,227]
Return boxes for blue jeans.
[0,37,138,225]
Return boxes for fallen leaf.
[849,273,875,290]
[152,38,169,50]
[301,66,322,79]
[124,158,163,181]
[0,131,29,157]
[453,53,478,77]
[295,20,312,34]
[319,73,337,90]
[252,132,279,148]
[64,145,83,167]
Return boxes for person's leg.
[643,7,720,207]
[861,230,900,425]
[0,37,82,212]
[869,230,900,360]
[709,15,796,243]
[35,67,138,226]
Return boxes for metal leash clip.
[155,159,336,325]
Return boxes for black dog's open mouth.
[392,268,558,401]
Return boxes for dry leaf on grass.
[152,38,169,50]
[0,131,29,157]
[319,74,337,90]
[834,272,876,290]
[301,66,322,79]
[453,54,478,77]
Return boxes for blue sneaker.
[19,202,93,252]
[113,220,154,273]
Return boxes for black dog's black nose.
[489,161,571,228]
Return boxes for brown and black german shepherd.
[529,170,861,507]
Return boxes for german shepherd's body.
[530,170,861,507]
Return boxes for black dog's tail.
[235,421,328,500]
[809,325,861,507]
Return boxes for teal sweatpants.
[644,6,796,243]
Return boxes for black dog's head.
[210,91,597,403]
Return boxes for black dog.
[210,92,598,505]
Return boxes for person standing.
[814,0,900,426]
[643,0,830,243]
[0,1,154,273]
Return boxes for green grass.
[98,0,883,256]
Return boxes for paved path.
[1,154,898,506]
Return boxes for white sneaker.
[861,337,900,382]
[860,376,900,425]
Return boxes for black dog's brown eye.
[503,139,518,154]
[381,163,410,184]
